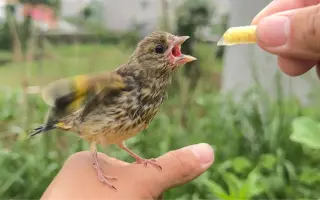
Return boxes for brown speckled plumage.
[61,32,174,145]
[29,31,196,190]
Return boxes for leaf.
[218,160,233,173]
[299,167,320,185]
[0,161,29,195]
[259,154,276,170]
[232,156,252,174]
[204,180,232,199]
[222,172,242,197]
[238,177,251,199]
[245,169,265,197]
[266,175,285,191]
[290,116,320,149]
[283,160,297,181]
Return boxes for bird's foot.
[91,150,117,190]
[117,142,162,171]
[92,162,117,190]
[136,158,162,171]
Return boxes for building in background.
[0,0,82,34]
[60,0,230,35]
[22,3,57,30]
[0,0,230,36]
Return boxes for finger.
[252,0,320,24]
[133,143,214,198]
[277,56,316,76]
[316,62,320,78]
[256,4,320,61]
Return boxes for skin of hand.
[251,0,320,77]
[41,143,214,200]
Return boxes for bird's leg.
[90,142,117,190]
[118,142,162,171]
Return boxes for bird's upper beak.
[167,36,197,66]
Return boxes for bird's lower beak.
[174,54,197,65]
[169,36,197,66]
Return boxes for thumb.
[256,4,320,60]
[137,143,214,198]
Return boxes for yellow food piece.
[217,25,257,46]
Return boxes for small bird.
[29,31,196,190]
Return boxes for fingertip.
[251,0,280,25]
[188,143,214,169]
[316,62,320,79]
[256,15,289,48]
[251,0,309,26]
[252,10,266,25]
[251,18,259,26]
[139,143,214,196]
[278,56,316,76]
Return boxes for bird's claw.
[92,162,117,190]
[137,158,162,171]
[97,173,117,190]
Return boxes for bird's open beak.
[168,36,197,66]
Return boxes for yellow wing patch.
[41,71,126,113]
[73,75,90,98]
[68,75,91,111]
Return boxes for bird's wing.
[41,71,126,119]
[78,73,138,121]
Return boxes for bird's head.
[130,31,196,74]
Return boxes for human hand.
[251,0,320,77]
[41,143,214,200]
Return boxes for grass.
[0,42,221,198]
[1,42,320,199]
[0,44,131,86]
[0,42,220,87]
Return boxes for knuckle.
[169,150,199,180]
[65,151,90,164]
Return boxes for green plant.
[0,44,320,199]
[290,116,320,150]
[204,157,266,199]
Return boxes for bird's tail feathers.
[28,120,60,138]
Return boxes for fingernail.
[189,143,214,167]
[257,15,290,47]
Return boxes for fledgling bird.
[29,31,196,190]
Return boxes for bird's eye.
[155,44,164,54]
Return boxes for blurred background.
[0,0,320,199]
